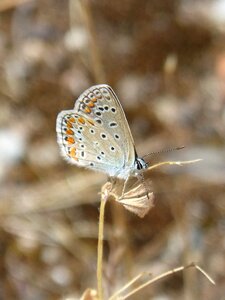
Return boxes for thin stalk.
[97,197,107,300]
[109,272,148,300]
[148,159,202,171]
[121,263,215,300]
[78,0,106,83]
[0,0,30,11]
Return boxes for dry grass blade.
[109,272,149,300]
[96,185,111,300]
[76,0,106,83]
[120,263,215,300]
[195,265,215,285]
[147,159,203,171]
[0,0,31,11]
[148,158,202,170]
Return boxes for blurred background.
[0,0,224,299]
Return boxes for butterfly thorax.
[117,157,147,179]
[112,157,147,179]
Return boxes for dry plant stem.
[0,0,31,11]
[121,263,215,300]
[169,193,195,299]
[148,159,202,171]
[109,272,147,300]
[97,197,107,300]
[78,0,106,83]
[195,265,215,285]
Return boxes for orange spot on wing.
[69,117,75,123]
[87,101,95,108]
[78,117,85,124]
[66,129,74,135]
[84,107,91,114]
[70,147,78,160]
[67,122,73,128]
[87,119,95,126]
[67,137,75,144]
[92,97,97,102]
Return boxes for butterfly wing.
[56,85,136,178]
[74,85,136,167]
[56,110,126,176]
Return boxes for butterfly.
[56,84,148,180]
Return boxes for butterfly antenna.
[142,146,185,160]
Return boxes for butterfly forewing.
[74,85,136,165]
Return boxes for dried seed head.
[101,177,154,218]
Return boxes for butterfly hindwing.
[56,110,126,176]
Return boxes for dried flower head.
[101,176,154,218]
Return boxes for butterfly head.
[134,157,148,171]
